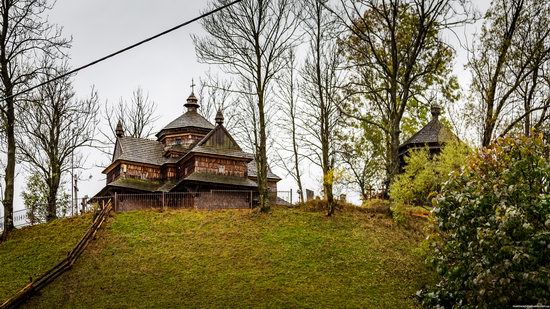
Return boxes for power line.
[0,0,243,103]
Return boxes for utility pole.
[74,176,78,215]
[71,148,74,216]
[70,128,76,216]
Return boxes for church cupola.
[431,104,442,120]
[184,79,200,112]
[215,108,224,126]
[115,119,124,137]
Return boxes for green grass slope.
[6,207,433,308]
[0,215,92,301]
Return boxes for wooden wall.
[162,133,205,148]
[194,156,247,177]
[161,165,178,179]
[268,180,278,192]
[107,165,121,184]
[179,157,196,178]
[120,163,161,181]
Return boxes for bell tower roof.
[156,79,214,140]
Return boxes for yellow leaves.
[323,168,345,186]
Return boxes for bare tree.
[468,0,550,145]
[300,0,344,216]
[18,64,98,221]
[194,0,299,212]
[98,87,159,156]
[0,0,70,237]
[197,73,238,130]
[337,124,385,201]
[275,49,304,203]
[333,0,475,185]
[106,87,158,138]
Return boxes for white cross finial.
[191,78,196,94]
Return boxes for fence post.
[162,192,165,210]
[290,189,293,205]
[250,191,253,209]
[114,192,118,212]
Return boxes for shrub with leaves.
[22,173,70,224]
[420,135,550,307]
[389,142,470,221]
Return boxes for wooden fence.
[0,200,112,309]
[91,190,293,213]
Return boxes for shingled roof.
[104,178,164,193]
[189,145,253,160]
[247,160,282,180]
[185,172,258,188]
[108,137,255,170]
[113,137,165,166]
[399,105,458,154]
[157,111,214,134]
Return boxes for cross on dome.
[190,78,196,94]
[185,78,200,112]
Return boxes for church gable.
[199,125,241,151]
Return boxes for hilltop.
[1,207,434,308]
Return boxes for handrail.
[0,200,112,309]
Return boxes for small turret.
[115,119,124,137]
[215,108,224,126]
[184,79,200,112]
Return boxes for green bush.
[389,141,470,221]
[420,135,550,307]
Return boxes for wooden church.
[95,88,280,198]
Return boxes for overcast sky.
[5,0,491,214]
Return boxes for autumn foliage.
[420,134,550,306]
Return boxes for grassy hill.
[0,215,92,301]
[1,207,434,308]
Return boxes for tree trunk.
[389,121,401,183]
[322,108,335,216]
[2,96,16,237]
[46,173,60,221]
[361,191,369,202]
[46,189,57,221]
[523,68,538,137]
[482,115,495,147]
[253,11,270,213]
[257,108,269,212]
[312,3,335,217]
[0,4,14,238]
[325,174,335,216]
[524,103,531,136]
[292,123,304,203]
